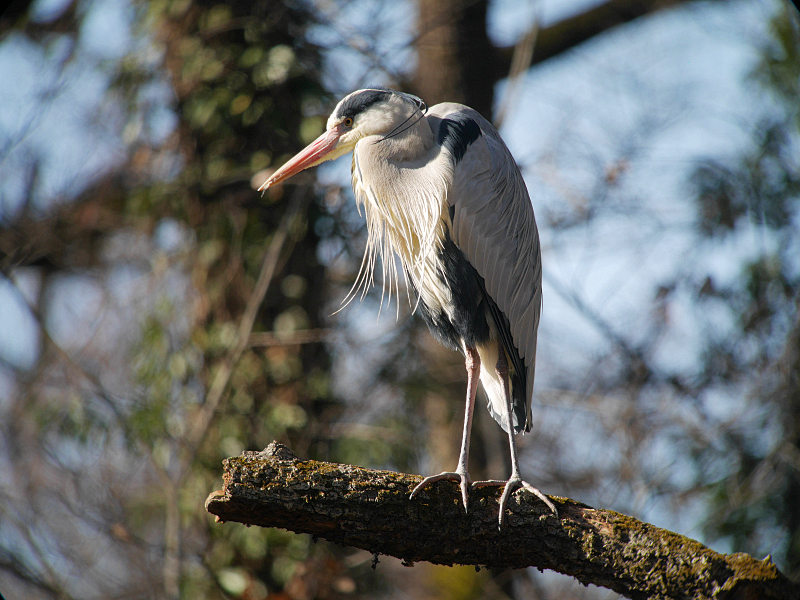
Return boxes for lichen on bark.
[205,442,800,600]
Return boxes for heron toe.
[410,471,472,512]
[475,476,557,527]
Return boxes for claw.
[410,471,472,512]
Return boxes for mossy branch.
[205,442,798,600]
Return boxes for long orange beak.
[258,126,343,192]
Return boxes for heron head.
[259,89,426,191]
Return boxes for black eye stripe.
[335,89,391,120]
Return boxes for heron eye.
[343,117,354,128]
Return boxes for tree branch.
[206,442,799,600]
[505,0,714,68]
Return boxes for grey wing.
[434,104,543,431]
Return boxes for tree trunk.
[414,0,495,117]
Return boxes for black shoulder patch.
[438,114,481,163]
[335,89,391,120]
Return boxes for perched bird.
[260,88,556,525]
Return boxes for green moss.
[724,552,782,584]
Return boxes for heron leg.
[410,344,480,512]
[473,350,557,527]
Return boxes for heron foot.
[473,476,557,527]
[410,471,472,512]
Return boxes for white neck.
[348,117,452,312]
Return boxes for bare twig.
[494,13,539,129]
[179,190,310,475]
[248,328,331,347]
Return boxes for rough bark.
[206,442,799,600]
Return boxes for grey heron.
[259,88,557,526]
